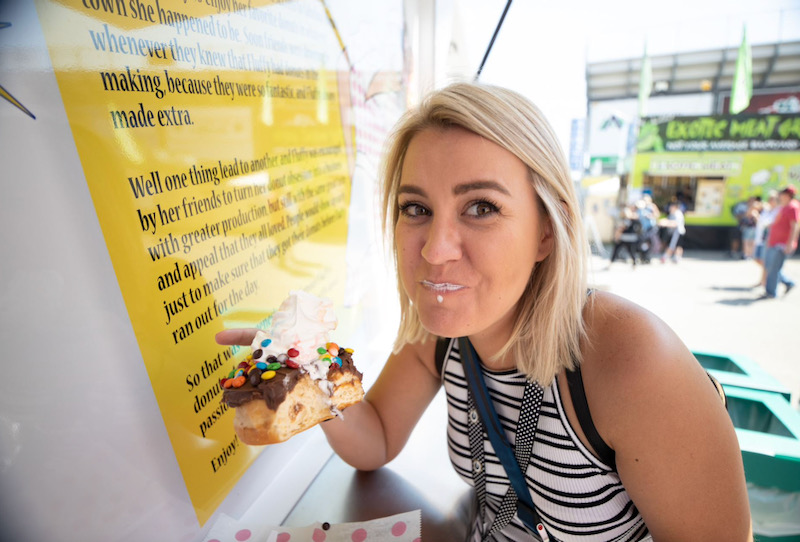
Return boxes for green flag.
[638,43,652,118]
[730,25,752,114]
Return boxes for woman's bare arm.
[321,339,441,469]
[216,330,442,471]
[581,293,751,541]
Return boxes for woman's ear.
[535,216,555,262]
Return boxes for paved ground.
[590,248,800,409]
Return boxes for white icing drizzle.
[252,291,345,417]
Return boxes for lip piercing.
[437,295,444,303]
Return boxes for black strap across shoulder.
[565,367,616,468]
[565,365,728,472]
[707,371,727,409]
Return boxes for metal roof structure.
[587,40,800,107]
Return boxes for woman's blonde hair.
[381,82,589,384]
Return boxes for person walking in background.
[660,200,686,263]
[740,196,761,260]
[753,191,779,289]
[761,185,800,299]
[729,198,749,259]
[609,204,641,268]
[637,196,661,260]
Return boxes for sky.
[441,0,800,150]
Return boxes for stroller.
[610,208,660,266]
[610,216,645,266]
[637,221,661,263]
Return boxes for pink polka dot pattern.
[276,533,291,542]
[312,528,327,542]
[235,530,251,541]
[351,528,368,542]
[391,522,407,536]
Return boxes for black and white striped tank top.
[441,338,650,542]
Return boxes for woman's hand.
[215,327,442,471]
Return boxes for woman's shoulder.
[580,292,703,398]
[583,290,699,370]
[579,290,717,443]
[583,290,673,358]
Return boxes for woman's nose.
[420,217,462,264]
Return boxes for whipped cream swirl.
[250,290,337,364]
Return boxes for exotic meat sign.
[637,114,800,153]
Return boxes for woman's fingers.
[215,328,259,346]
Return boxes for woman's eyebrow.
[453,180,511,196]
[397,180,512,197]
[397,185,426,197]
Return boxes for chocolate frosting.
[221,350,361,411]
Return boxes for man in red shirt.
[762,185,800,298]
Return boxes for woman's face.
[395,127,553,349]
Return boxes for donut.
[220,291,364,445]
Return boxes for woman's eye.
[466,200,499,217]
[399,202,430,217]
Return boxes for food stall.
[630,114,800,248]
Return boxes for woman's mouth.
[420,280,466,293]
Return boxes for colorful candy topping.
[220,341,354,389]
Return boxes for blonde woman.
[218,83,750,541]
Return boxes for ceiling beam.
[760,43,779,88]
[587,40,800,102]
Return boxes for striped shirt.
[442,338,650,542]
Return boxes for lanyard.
[460,337,550,541]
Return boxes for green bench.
[693,351,799,541]
[693,350,792,401]
[723,387,800,493]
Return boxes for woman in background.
[659,200,686,263]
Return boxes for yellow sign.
[35,0,352,524]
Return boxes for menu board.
[32,0,403,525]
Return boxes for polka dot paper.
[267,510,421,542]
[202,510,421,542]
